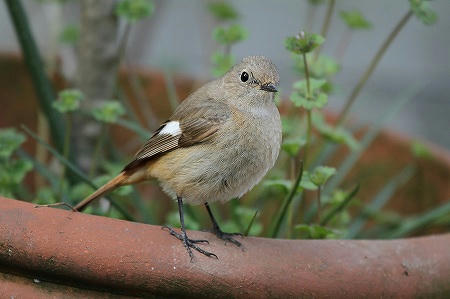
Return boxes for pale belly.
[150,125,281,205]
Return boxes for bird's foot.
[162,226,218,261]
[213,227,243,247]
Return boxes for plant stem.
[336,10,413,125]
[314,0,335,60]
[163,69,179,112]
[335,29,352,62]
[58,113,72,197]
[118,22,132,64]
[303,53,312,168]
[305,2,318,32]
[269,161,304,238]
[5,0,65,153]
[89,124,106,178]
[316,186,321,223]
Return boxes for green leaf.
[282,137,306,157]
[0,159,33,197]
[293,54,340,78]
[207,1,238,21]
[311,55,340,78]
[59,24,79,44]
[9,159,33,184]
[409,0,437,25]
[294,224,336,239]
[211,51,234,77]
[0,128,26,160]
[52,89,84,113]
[339,10,372,30]
[263,179,292,194]
[410,140,432,159]
[116,0,154,22]
[320,185,359,226]
[309,166,336,186]
[213,24,248,45]
[293,78,327,93]
[312,112,360,150]
[91,101,126,123]
[285,31,324,54]
[299,171,318,190]
[290,79,328,110]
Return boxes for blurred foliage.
[116,0,154,22]
[91,101,126,124]
[291,78,328,109]
[211,51,234,77]
[208,1,248,77]
[285,32,324,55]
[207,1,238,21]
[0,129,33,198]
[410,140,432,159]
[52,89,84,113]
[59,25,80,45]
[309,166,336,186]
[409,0,437,25]
[213,24,248,45]
[340,10,372,30]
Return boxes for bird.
[73,56,282,260]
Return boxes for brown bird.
[73,56,281,260]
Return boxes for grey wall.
[1,0,449,149]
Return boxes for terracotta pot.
[1,197,449,297]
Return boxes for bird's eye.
[240,71,249,82]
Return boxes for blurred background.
[0,0,449,148]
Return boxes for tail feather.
[74,172,128,211]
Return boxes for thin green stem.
[270,161,304,238]
[336,10,413,125]
[316,185,321,223]
[5,0,65,153]
[303,53,311,95]
[303,53,312,168]
[89,124,106,178]
[314,0,335,60]
[163,69,179,112]
[58,113,72,196]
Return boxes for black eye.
[240,71,249,82]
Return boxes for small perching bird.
[74,56,282,260]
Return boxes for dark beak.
[260,83,278,92]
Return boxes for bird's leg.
[205,202,242,247]
[163,197,218,261]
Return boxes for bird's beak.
[260,83,278,92]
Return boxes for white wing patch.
[159,121,181,136]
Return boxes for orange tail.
[74,172,128,211]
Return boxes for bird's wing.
[123,99,230,171]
